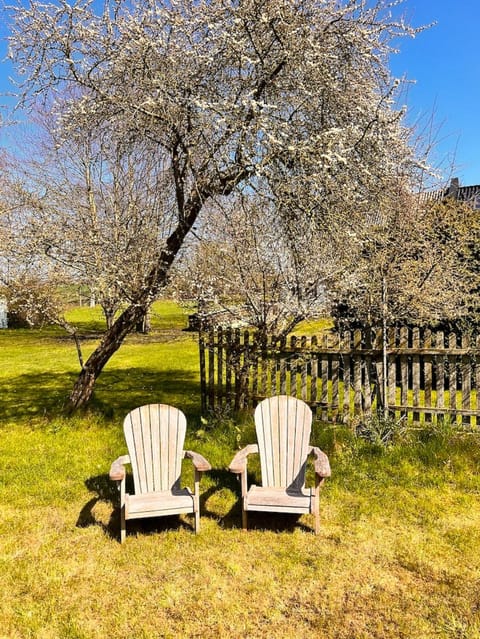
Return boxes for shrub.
[355,412,407,446]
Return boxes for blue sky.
[0,1,479,186]
[390,0,480,187]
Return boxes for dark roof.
[419,178,480,209]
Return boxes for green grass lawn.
[1,302,480,638]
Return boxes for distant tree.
[173,194,342,339]
[326,191,480,416]
[1,273,62,328]
[329,194,480,329]
[7,0,422,408]
[4,111,174,331]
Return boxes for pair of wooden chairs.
[109,395,331,542]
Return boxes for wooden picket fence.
[199,326,480,428]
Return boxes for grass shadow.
[199,467,242,529]
[76,474,119,538]
[0,367,202,422]
[78,473,198,541]
[93,367,201,418]
[202,468,316,534]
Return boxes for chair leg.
[194,471,201,533]
[314,509,320,535]
[119,479,126,543]
[120,505,126,543]
[241,473,248,530]
[242,498,248,530]
[313,482,321,535]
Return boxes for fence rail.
[199,326,480,428]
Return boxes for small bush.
[355,411,407,446]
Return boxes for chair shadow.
[201,469,315,534]
[78,467,315,541]
[76,474,195,541]
[198,468,241,530]
[76,474,118,538]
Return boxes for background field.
[1,302,479,639]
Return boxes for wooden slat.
[387,354,396,417]
[448,333,458,425]
[199,327,480,427]
[475,335,480,417]
[246,486,311,513]
[199,333,207,413]
[373,328,383,413]
[424,329,432,423]
[435,330,445,414]
[321,333,329,421]
[217,326,224,407]
[310,336,318,415]
[240,329,250,409]
[267,335,276,398]
[126,489,194,518]
[342,331,351,423]
[461,334,472,427]
[301,336,308,401]
[280,351,287,396]
[225,327,233,407]
[259,333,267,400]
[123,404,187,495]
[208,329,215,409]
[331,333,339,422]
[399,326,408,417]
[233,328,241,410]
[412,327,420,423]
[255,396,311,490]
[289,336,297,398]
[387,327,396,415]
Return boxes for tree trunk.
[104,308,115,330]
[66,168,250,410]
[135,307,150,334]
[67,302,146,409]
[382,275,389,419]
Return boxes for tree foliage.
[330,194,480,329]
[5,0,422,407]
[173,194,341,338]
[3,112,175,330]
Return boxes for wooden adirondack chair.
[228,395,331,533]
[109,404,211,543]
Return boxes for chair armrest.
[184,450,211,472]
[109,455,130,481]
[228,444,259,473]
[309,446,331,478]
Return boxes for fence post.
[342,330,351,424]
[208,328,215,411]
[199,332,207,414]
[198,324,480,427]
[217,326,224,410]
[435,330,445,420]
[290,335,298,398]
[331,332,339,423]
[353,329,362,417]
[424,329,432,423]
[448,332,458,425]
[461,333,472,428]
[387,326,396,417]
[225,327,233,408]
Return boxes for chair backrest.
[255,395,312,490]
[123,404,187,494]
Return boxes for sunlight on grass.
[0,301,197,422]
[1,301,480,638]
[292,316,334,336]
